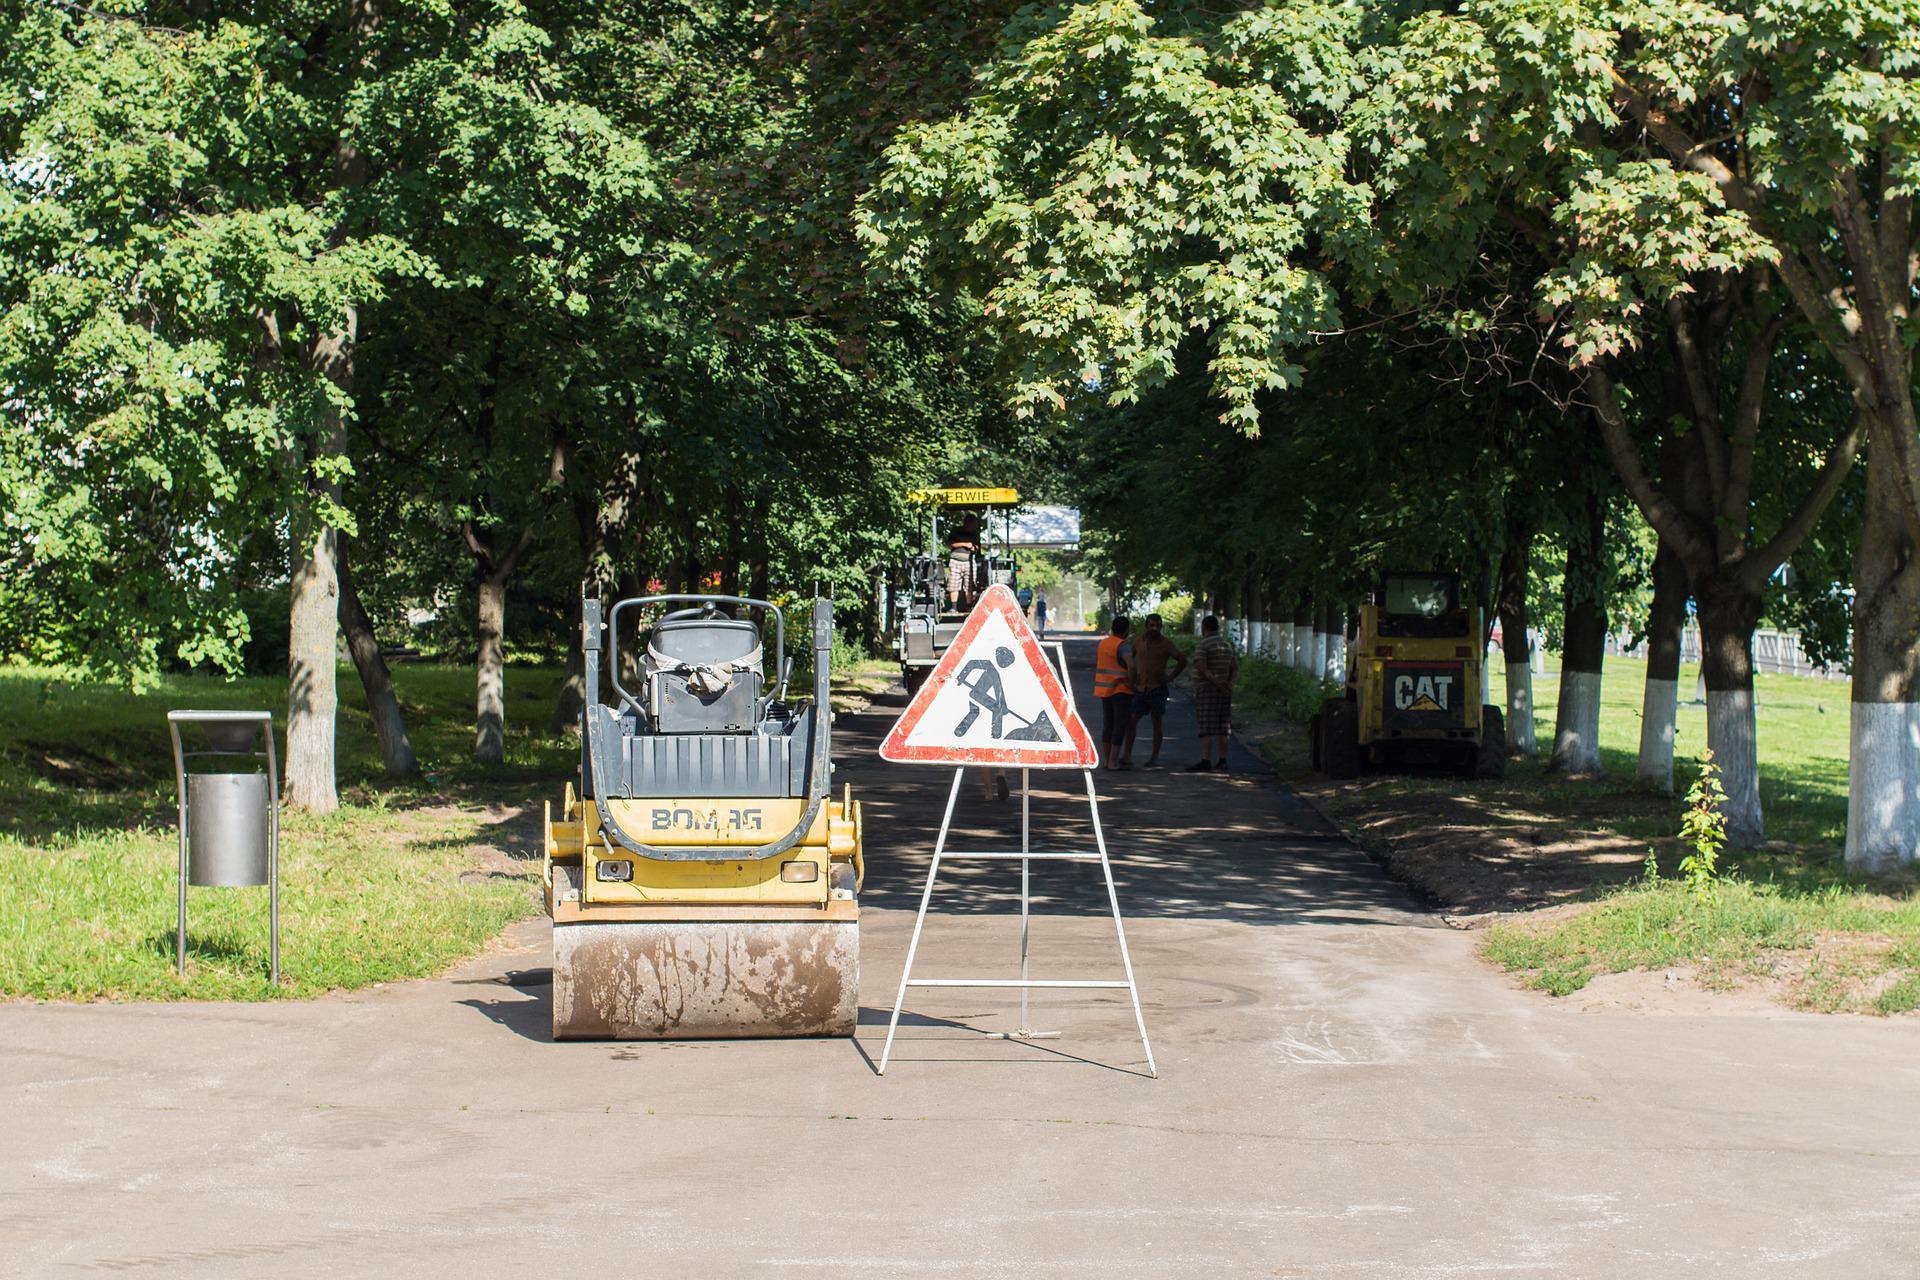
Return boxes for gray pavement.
[4,634,1919,1277]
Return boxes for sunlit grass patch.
[1482,874,1920,1013]
[0,662,560,1001]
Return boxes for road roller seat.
[644,608,765,733]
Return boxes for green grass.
[0,661,573,1001]
[1491,655,1851,849]
[1230,644,1918,1012]
[1483,875,1920,1014]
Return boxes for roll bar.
[603,593,787,713]
[579,593,834,863]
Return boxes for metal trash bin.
[168,711,280,983]
[187,773,271,887]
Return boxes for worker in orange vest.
[1094,615,1135,770]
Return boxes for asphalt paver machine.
[1311,571,1506,780]
[543,593,863,1039]
[890,486,1022,693]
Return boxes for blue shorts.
[1131,686,1169,718]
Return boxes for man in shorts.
[1124,613,1187,768]
[1188,614,1238,772]
[945,512,982,608]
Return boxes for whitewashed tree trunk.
[1697,587,1766,846]
[1637,542,1689,793]
[1496,517,1538,759]
[1845,443,1920,870]
[1848,703,1920,873]
[1550,492,1608,776]
[1307,629,1326,679]
[1506,662,1536,758]
[1326,628,1346,685]
[1706,687,1761,842]
[475,575,508,764]
[1637,678,1677,791]
[1552,671,1604,774]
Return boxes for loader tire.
[1474,706,1507,780]
[1319,697,1361,780]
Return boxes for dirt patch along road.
[3,635,1920,1276]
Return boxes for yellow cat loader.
[1311,572,1505,780]
[543,593,863,1039]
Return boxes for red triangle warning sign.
[881,584,1099,768]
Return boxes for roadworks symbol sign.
[881,584,1099,769]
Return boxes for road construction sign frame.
[880,584,1098,769]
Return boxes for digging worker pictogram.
[954,645,1060,743]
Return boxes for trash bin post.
[167,711,280,986]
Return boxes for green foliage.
[0,4,419,678]
[830,629,869,676]
[1679,752,1730,897]
[859,0,1366,431]
[1234,654,1330,725]
[1156,595,1195,632]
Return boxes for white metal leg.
[1020,766,1030,1032]
[1086,769,1157,1077]
[878,768,965,1075]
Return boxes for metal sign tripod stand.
[876,765,1156,1077]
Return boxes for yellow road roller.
[543,593,862,1039]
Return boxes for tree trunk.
[286,515,341,810]
[1846,439,1920,870]
[284,320,354,813]
[1324,603,1345,684]
[1695,580,1764,846]
[475,572,509,764]
[1636,539,1688,792]
[1496,518,1536,758]
[336,533,416,777]
[552,644,586,735]
[1551,494,1608,776]
[1292,594,1312,670]
[1308,600,1331,680]
[867,564,886,655]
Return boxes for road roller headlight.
[596,859,634,882]
[780,861,819,883]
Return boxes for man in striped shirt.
[1188,615,1238,773]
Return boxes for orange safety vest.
[1094,635,1134,698]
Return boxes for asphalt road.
[4,633,1918,1277]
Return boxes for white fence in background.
[1217,616,1845,683]
[1605,623,1846,680]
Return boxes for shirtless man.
[1124,613,1188,767]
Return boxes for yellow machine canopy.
[909,486,1020,506]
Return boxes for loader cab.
[1375,572,1471,639]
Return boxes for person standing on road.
[1093,615,1134,770]
[1034,589,1049,638]
[1188,614,1237,773]
[945,512,982,609]
[1124,613,1187,767]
